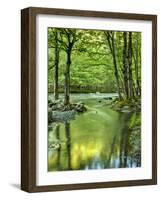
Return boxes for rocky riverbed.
[48,98,87,123]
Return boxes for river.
[48,93,141,171]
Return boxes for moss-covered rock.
[110,98,141,113]
[48,99,87,123]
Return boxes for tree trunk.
[134,33,141,96]
[111,34,122,99]
[105,32,122,100]
[54,30,59,100]
[64,49,71,105]
[128,32,134,99]
[123,32,129,99]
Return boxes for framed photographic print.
[21,7,157,192]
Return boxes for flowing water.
[48,93,141,171]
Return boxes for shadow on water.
[119,113,132,168]
[48,94,141,171]
[55,125,61,170]
[65,122,71,170]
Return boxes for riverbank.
[48,85,116,94]
[110,97,141,113]
[48,93,141,123]
[48,98,87,123]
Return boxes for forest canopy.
[48,28,141,103]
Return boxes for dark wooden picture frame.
[21,7,157,193]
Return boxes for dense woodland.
[48,28,141,170]
[48,28,141,105]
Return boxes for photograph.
[21,7,157,192]
[47,28,142,172]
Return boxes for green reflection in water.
[48,94,141,171]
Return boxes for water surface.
[48,93,141,171]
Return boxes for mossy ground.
[110,97,141,112]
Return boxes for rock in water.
[74,102,87,113]
[48,99,87,123]
[103,97,113,100]
[52,110,77,122]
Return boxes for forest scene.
[48,27,141,171]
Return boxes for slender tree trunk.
[105,32,122,100]
[111,33,122,100]
[54,30,59,100]
[128,32,134,99]
[64,48,71,106]
[62,29,77,106]
[134,33,141,96]
[123,32,129,99]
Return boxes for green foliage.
[48,28,141,94]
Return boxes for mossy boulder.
[111,98,141,113]
[48,99,87,123]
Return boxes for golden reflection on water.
[48,97,141,171]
